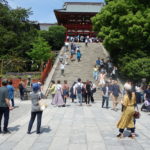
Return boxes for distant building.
[54,2,104,38]
[39,23,56,31]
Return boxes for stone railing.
[42,47,65,96]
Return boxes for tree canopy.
[27,37,54,71]
[92,0,150,82]
[0,1,66,73]
[39,25,66,50]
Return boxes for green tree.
[39,25,66,50]
[92,0,150,82]
[27,37,54,71]
[0,2,38,72]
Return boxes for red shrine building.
[54,2,104,39]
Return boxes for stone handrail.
[42,46,64,96]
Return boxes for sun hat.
[32,83,40,92]
[124,83,132,91]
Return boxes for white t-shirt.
[56,84,62,91]
[74,82,83,94]
[60,64,65,70]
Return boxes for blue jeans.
[93,72,98,80]
[77,93,82,104]
[102,96,109,108]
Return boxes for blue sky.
[7,0,104,23]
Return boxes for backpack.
[76,84,82,93]
[18,83,24,90]
[92,88,96,93]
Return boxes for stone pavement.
[1,43,150,150]
[0,99,150,150]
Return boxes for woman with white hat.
[116,83,136,138]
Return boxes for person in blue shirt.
[96,57,100,67]
[76,50,81,62]
[7,81,15,107]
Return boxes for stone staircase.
[48,42,109,101]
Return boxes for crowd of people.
[59,42,82,76]
[66,35,100,43]
[0,41,150,139]
[49,78,96,107]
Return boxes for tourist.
[27,83,42,134]
[49,80,56,100]
[18,77,25,100]
[100,58,104,68]
[111,80,121,111]
[85,38,88,46]
[107,60,113,77]
[102,82,111,108]
[117,83,136,138]
[135,84,142,104]
[90,81,96,103]
[64,52,69,65]
[26,76,32,92]
[76,50,81,62]
[85,80,92,105]
[60,61,65,76]
[62,80,69,104]
[74,78,84,106]
[111,66,118,80]
[99,71,106,88]
[93,65,99,81]
[51,80,65,107]
[0,80,13,134]
[141,85,150,111]
[70,48,75,61]
[7,80,15,107]
[59,54,64,63]
[70,82,76,103]
[82,82,87,103]
[96,57,100,67]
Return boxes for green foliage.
[0,3,38,58]
[121,58,150,81]
[39,25,66,50]
[27,37,54,71]
[0,2,65,74]
[92,0,150,82]
[0,56,26,73]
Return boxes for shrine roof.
[54,2,104,13]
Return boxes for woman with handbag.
[117,83,136,138]
[27,83,43,134]
[51,80,65,107]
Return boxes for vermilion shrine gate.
[54,2,104,39]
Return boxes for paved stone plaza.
[0,43,150,150]
[0,99,150,150]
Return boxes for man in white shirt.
[60,62,65,76]
[102,82,111,108]
[74,78,83,106]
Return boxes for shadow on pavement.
[9,125,20,132]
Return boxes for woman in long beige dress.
[117,84,136,138]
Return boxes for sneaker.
[128,133,136,139]
[3,130,11,134]
[36,131,41,134]
[116,133,123,138]
[27,131,31,134]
